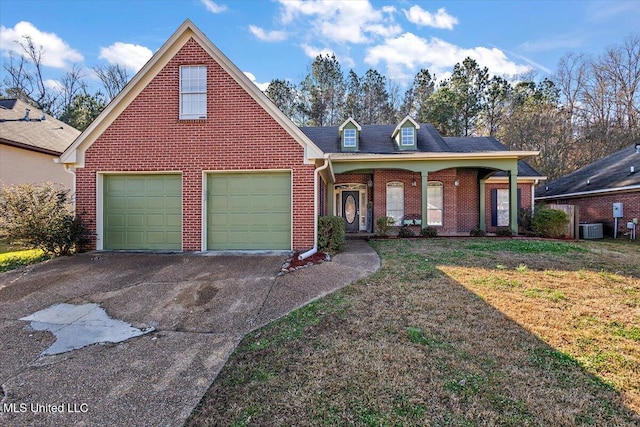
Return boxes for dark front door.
[342,191,359,232]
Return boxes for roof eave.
[536,184,640,200]
[329,151,540,162]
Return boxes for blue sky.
[1,0,639,94]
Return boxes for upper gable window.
[180,65,207,119]
[401,127,414,146]
[344,128,357,148]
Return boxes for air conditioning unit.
[579,223,603,239]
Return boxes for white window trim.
[427,181,443,226]
[497,188,510,227]
[386,181,404,226]
[343,128,357,147]
[180,65,207,120]
[401,127,414,146]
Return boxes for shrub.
[318,216,345,253]
[518,207,534,233]
[470,227,486,237]
[532,208,569,238]
[0,183,91,256]
[398,225,415,238]
[376,216,396,237]
[496,227,514,237]
[420,226,438,238]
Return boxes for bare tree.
[93,64,129,102]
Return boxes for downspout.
[298,157,330,260]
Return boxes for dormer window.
[339,117,361,151]
[180,65,207,119]
[344,128,357,147]
[401,127,414,146]
[392,116,420,150]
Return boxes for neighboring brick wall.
[76,38,315,251]
[484,182,533,233]
[456,169,479,232]
[545,191,640,236]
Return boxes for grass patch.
[0,248,48,272]
[187,238,640,426]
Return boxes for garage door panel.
[207,172,291,250]
[104,175,182,250]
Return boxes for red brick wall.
[545,191,639,236]
[76,38,315,251]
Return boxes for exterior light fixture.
[411,178,417,187]
[454,179,460,187]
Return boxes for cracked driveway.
[0,241,380,426]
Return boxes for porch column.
[421,171,428,227]
[479,179,486,232]
[509,167,518,235]
[327,181,334,216]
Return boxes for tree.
[401,69,435,118]
[343,70,362,121]
[447,57,490,136]
[93,64,129,102]
[59,92,107,131]
[480,76,511,136]
[298,54,345,126]
[360,69,394,124]
[265,79,299,123]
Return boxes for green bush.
[532,208,569,238]
[420,226,438,238]
[318,216,345,253]
[470,227,486,237]
[0,183,91,256]
[398,225,415,238]
[496,227,514,237]
[376,216,396,237]
[518,207,534,232]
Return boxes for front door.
[342,191,359,232]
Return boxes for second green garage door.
[207,172,291,250]
[103,174,182,250]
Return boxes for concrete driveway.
[0,240,379,426]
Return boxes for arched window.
[386,182,404,225]
[427,182,443,226]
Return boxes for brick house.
[536,144,640,237]
[60,20,543,253]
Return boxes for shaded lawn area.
[187,238,640,426]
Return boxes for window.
[401,127,414,146]
[386,182,404,226]
[496,189,510,227]
[491,188,521,227]
[180,65,207,119]
[344,128,357,147]
[427,182,443,226]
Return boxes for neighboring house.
[60,20,543,253]
[536,144,640,236]
[0,98,79,189]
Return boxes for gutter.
[298,157,331,260]
[536,184,640,200]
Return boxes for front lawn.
[187,238,640,426]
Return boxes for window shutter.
[491,189,497,226]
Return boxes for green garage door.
[103,175,182,250]
[207,172,291,250]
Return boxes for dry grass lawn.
[187,238,640,426]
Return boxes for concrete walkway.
[0,240,379,427]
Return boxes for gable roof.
[59,19,323,167]
[537,144,640,199]
[392,116,420,138]
[0,98,80,155]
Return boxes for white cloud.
[278,0,401,44]
[44,79,63,92]
[0,21,83,69]
[403,6,458,30]
[249,25,288,42]
[243,71,269,91]
[365,33,531,83]
[301,44,336,59]
[518,34,584,52]
[99,42,153,73]
[200,0,227,13]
